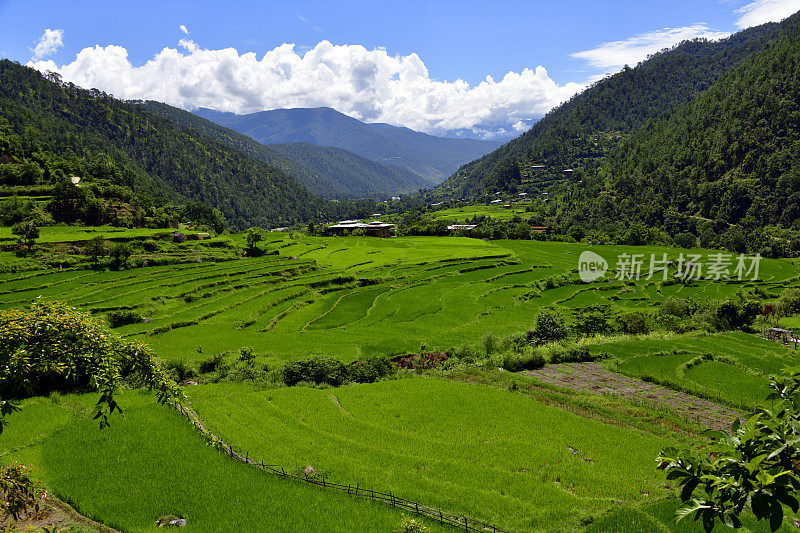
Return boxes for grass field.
[188,377,680,532]
[586,331,797,409]
[0,391,450,533]
[1,234,796,365]
[429,204,534,222]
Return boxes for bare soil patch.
[525,362,744,430]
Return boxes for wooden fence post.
[464,516,468,532]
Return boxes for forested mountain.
[139,101,427,198]
[599,23,800,230]
[0,60,368,229]
[194,107,501,184]
[435,13,800,197]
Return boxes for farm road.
[525,362,744,430]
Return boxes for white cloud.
[571,24,730,71]
[27,40,584,137]
[179,24,189,35]
[734,0,800,28]
[32,28,64,59]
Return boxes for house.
[502,204,511,209]
[518,192,528,197]
[529,165,546,171]
[325,220,396,238]
[562,168,574,177]
[490,199,502,204]
[70,176,81,186]
[371,213,383,218]
[447,224,477,232]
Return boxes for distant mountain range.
[139,101,428,199]
[193,107,501,185]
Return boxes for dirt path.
[525,362,744,430]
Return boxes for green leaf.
[769,500,783,532]
[675,500,709,523]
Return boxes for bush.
[482,332,498,355]
[502,350,546,372]
[615,312,650,335]
[0,462,42,522]
[164,360,198,383]
[142,239,158,252]
[198,353,225,374]
[173,232,186,243]
[107,309,143,328]
[548,346,595,364]
[281,357,349,387]
[394,514,428,533]
[659,297,691,318]
[533,309,569,341]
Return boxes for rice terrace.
[4,3,800,533]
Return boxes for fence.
[172,402,508,533]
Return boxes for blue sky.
[1,0,799,137]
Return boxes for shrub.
[548,346,595,364]
[107,309,143,328]
[349,355,396,381]
[142,239,158,252]
[482,332,498,355]
[660,297,691,317]
[615,312,650,335]
[173,232,186,243]
[533,309,568,341]
[282,357,349,387]
[165,360,198,383]
[777,288,800,317]
[0,300,182,433]
[394,514,428,533]
[0,462,42,523]
[502,350,546,372]
[198,353,225,374]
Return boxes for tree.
[84,235,106,268]
[658,372,800,532]
[533,309,568,341]
[109,242,131,269]
[0,300,183,435]
[245,226,264,253]
[11,221,38,251]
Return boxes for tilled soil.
[525,362,744,430]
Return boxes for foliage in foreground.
[658,372,800,531]
[0,300,183,434]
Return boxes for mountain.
[600,21,800,232]
[138,101,427,199]
[0,60,360,229]
[193,107,501,184]
[434,14,800,198]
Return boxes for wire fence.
[172,402,508,533]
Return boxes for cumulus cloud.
[27,40,583,137]
[735,0,800,28]
[571,24,730,71]
[32,28,64,59]
[179,24,189,35]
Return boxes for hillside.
[194,107,501,184]
[435,13,800,197]
[0,60,342,229]
[599,24,800,229]
[138,101,427,198]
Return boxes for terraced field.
[2,234,798,364]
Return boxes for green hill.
[0,60,342,229]
[435,13,799,198]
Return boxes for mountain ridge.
[193,106,501,184]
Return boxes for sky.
[1,0,799,138]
